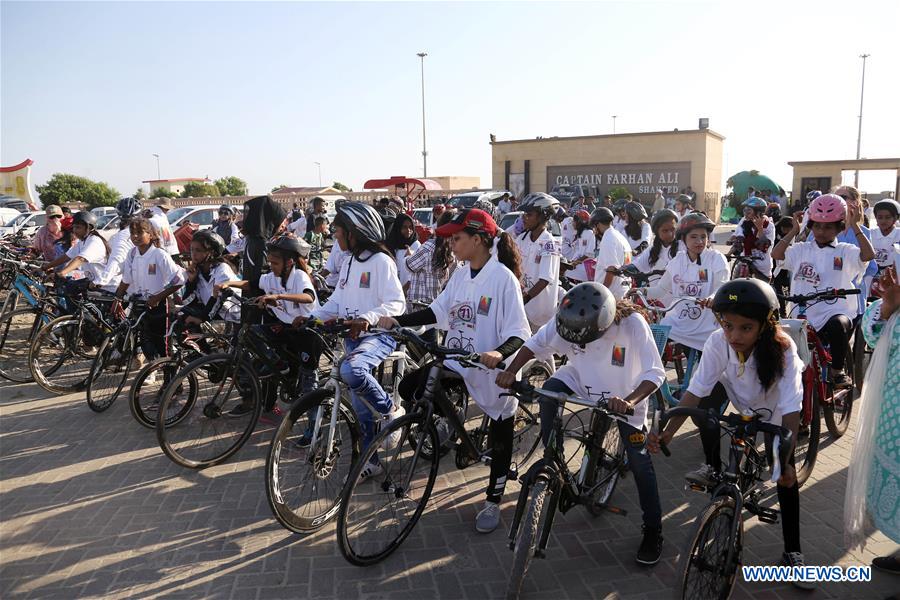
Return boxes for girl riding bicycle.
[42,211,114,293]
[380,207,531,534]
[183,230,241,327]
[771,193,875,388]
[870,199,900,294]
[386,213,421,296]
[564,210,595,282]
[631,209,680,291]
[496,282,667,566]
[648,279,814,589]
[514,193,561,331]
[728,197,775,280]
[622,201,652,256]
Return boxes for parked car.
[549,184,587,207]
[499,211,563,243]
[0,211,46,239]
[411,207,435,243]
[91,206,118,219]
[97,214,122,240]
[165,205,221,230]
[0,195,29,212]
[0,207,22,227]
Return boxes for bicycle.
[660,406,792,600]
[335,326,541,566]
[726,253,764,281]
[502,381,634,599]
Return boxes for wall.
[172,189,484,211]
[430,176,481,190]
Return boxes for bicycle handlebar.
[503,380,635,416]
[777,287,860,305]
[607,264,666,281]
[383,326,507,370]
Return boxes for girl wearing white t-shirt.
[498,283,667,565]
[728,198,776,279]
[112,218,185,361]
[386,213,421,294]
[871,200,900,275]
[632,209,680,292]
[382,208,531,534]
[650,280,813,585]
[514,194,561,331]
[590,208,633,301]
[622,201,652,256]
[648,213,729,351]
[42,211,112,293]
[182,230,241,326]
[565,210,596,282]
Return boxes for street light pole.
[854,53,870,189]
[152,154,160,180]
[612,115,617,135]
[314,162,322,187]
[417,52,428,178]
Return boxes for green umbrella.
[726,170,783,200]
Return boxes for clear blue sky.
[2,1,899,199]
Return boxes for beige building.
[788,158,900,202]
[491,128,725,218]
[142,177,211,197]
[429,176,481,190]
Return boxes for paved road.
[1,371,898,600]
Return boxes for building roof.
[142,177,211,184]
[787,158,900,169]
[272,186,342,195]
[491,128,726,145]
[0,159,34,173]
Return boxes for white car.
[0,207,23,227]
[97,214,122,240]
[0,211,47,239]
[165,205,223,230]
[91,206,118,219]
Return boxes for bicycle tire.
[266,388,362,533]
[824,329,862,438]
[129,357,198,429]
[676,496,743,600]
[406,378,469,460]
[795,382,821,487]
[156,353,261,469]
[29,315,98,394]
[86,331,134,413]
[851,325,870,401]
[337,411,440,566]
[505,478,550,600]
[585,420,624,516]
[511,402,541,478]
[0,307,44,383]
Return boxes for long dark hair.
[625,217,643,241]
[492,230,522,280]
[719,304,791,390]
[386,214,417,251]
[431,211,455,274]
[648,215,678,266]
[574,217,590,239]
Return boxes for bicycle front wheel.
[29,315,99,394]
[505,478,550,600]
[824,338,857,438]
[86,331,134,413]
[795,382,821,487]
[676,496,743,600]
[0,308,44,383]
[266,388,362,533]
[585,421,624,515]
[156,353,261,468]
[337,411,440,566]
[130,357,198,429]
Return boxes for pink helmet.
[807,193,846,223]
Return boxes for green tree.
[134,187,147,201]
[150,187,178,199]
[332,181,352,192]
[213,176,248,196]
[181,182,221,198]
[271,184,290,193]
[35,173,120,208]
[607,186,633,201]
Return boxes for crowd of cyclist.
[11,182,900,586]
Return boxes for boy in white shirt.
[514,193,561,331]
[590,207,633,300]
[871,199,900,275]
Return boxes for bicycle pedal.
[590,501,628,517]
[685,483,709,493]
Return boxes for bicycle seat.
[780,319,811,367]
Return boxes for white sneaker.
[685,463,717,487]
[358,460,384,482]
[780,552,816,590]
[381,404,406,450]
[475,501,501,533]
[144,371,159,386]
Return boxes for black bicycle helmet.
[677,212,715,239]
[873,199,900,218]
[711,279,779,315]
[116,197,143,219]
[335,202,386,244]
[650,208,678,234]
[266,234,311,259]
[675,194,694,206]
[589,207,614,226]
[519,192,559,220]
[219,204,236,215]
[73,210,97,227]
[625,201,648,222]
[192,229,227,258]
[612,199,628,212]
[555,282,617,345]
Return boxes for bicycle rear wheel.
[29,315,99,394]
[130,357,198,429]
[505,478,550,600]
[337,411,439,566]
[86,331,134,413]
[676,496,743,600]
[266,388,362,533]
[156,353,261,468]
[795,382,821,487]
[0,307,44,383]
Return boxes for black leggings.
[695,384,801,553]
[816,314,853,372]
[139,304,168,362]
[399,364,514,504]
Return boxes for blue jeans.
[341,333,398,449]
[540,377,662,529]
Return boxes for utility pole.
[417,52,428,177]
[612,115,617,135]
[152,154,160,179]
[314,162,322,187]
[855,53,870,189]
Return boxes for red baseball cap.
[435,208,498,238]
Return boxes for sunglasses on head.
[49,215,62,219]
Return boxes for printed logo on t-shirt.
[148,264,157,275]
[611,345,626,367]
[833,256,843,271]
[359,272,371,288]
[449,301,475,331]
[477,296,493,316]
[794,262,821,286]
[698,268,708,282]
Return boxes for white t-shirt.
[149,208,180,256]
[655,249,730,351]
[259,268,318,325]
[288,216,307,237]
[395,240,421,287]
[733,217,776,277]
[192,262,241,321]
[622,222,652,253]
[560,217,577,260]
[612,217,626,234]
[324,247,349,288]
[781,241,867,329]
[93,228,132,290]
[121,245,184,298]
[632,242,682,290]
[226,235,245,256]
[65,235,109,285]
[870,227,900,269]
[313,250,406,325]
[566,231,597,282]
[688,329,803,427]
[592,227,633,300]
[430,255,531,420]
[524,314,665,431]
[515,229,560,329]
